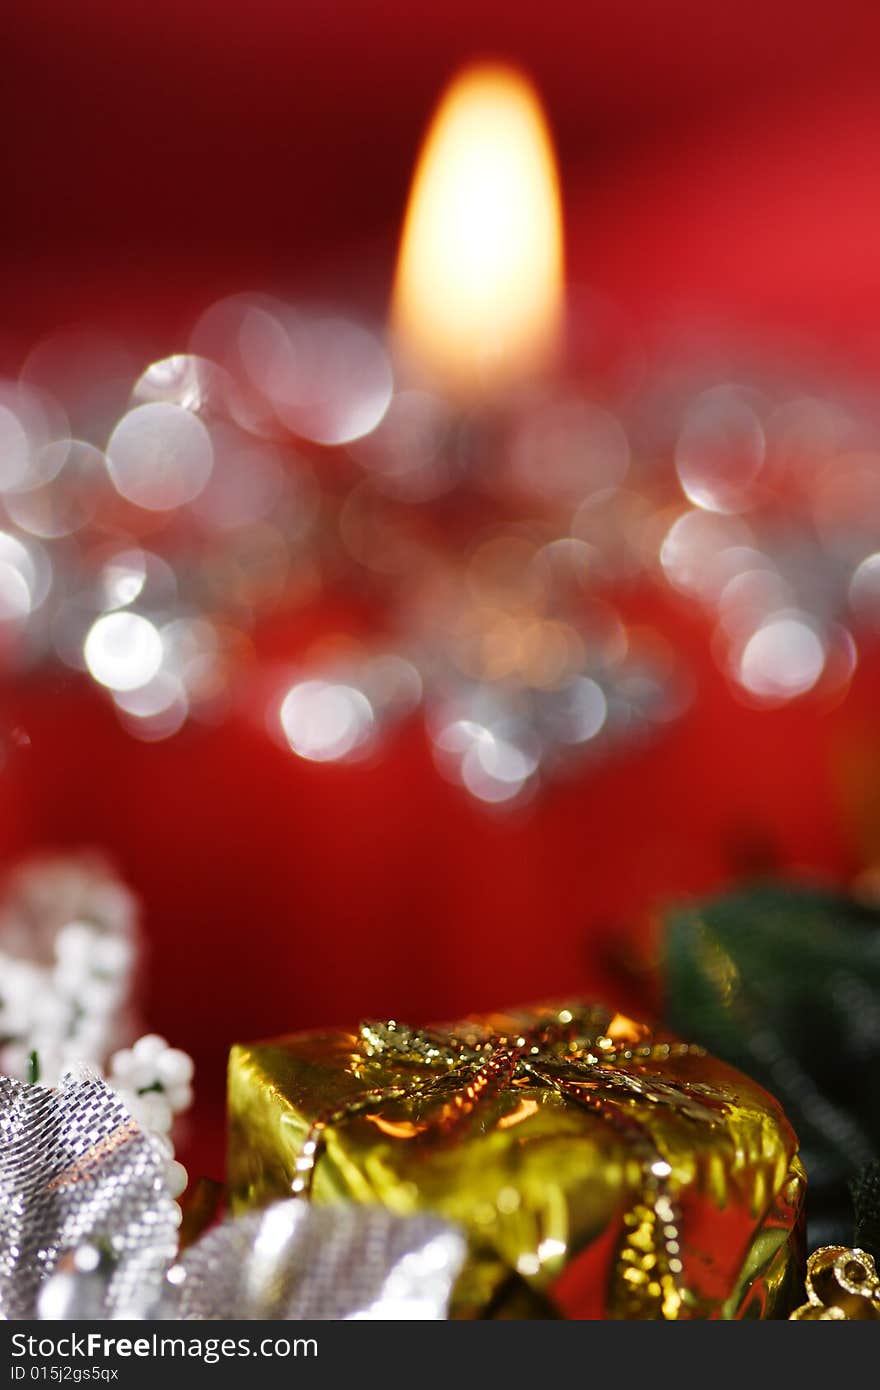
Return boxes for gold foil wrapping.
[228,1002,805,1318]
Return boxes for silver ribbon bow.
[0,1072,466,1320]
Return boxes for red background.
[5,2,880,1178]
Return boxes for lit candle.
[391,63,565,400]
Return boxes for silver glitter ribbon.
[0,1072,466,1320]
[171,1202,466,1320]
[0,1070,178,1320]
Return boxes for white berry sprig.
[108,1035,194,1203]
[0,854,195,1214]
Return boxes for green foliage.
[663,883,880,1242]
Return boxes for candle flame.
[392,63,564,398]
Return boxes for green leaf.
[663,883,880,1242]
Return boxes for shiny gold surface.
[228,1001,804,1318]
[790,1246,880,1320]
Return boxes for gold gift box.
[228,1002,805,1318]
